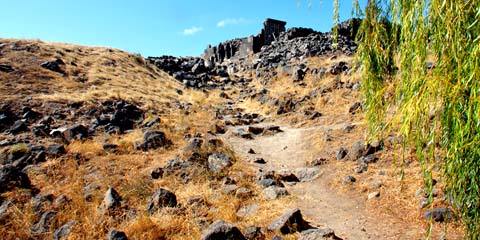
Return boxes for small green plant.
[9,143,29,157]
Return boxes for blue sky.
[0,0,366,57]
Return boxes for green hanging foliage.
[352,0,480,238]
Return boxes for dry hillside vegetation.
[0,38,464,240]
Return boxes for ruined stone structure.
[203,18,287,64]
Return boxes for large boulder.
[199,220,246,240]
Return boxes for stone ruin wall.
[203,18,286,65]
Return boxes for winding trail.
[227,125,426,240]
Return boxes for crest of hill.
[0,38,183,110]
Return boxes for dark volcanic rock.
[199,220,246,240]
[40,59,65,74]
[336,148,348,161]
[46,144,66,156]
[0,165,31,193]
[109,230,129,240]
[0,64,14,73]
[268,208,310,234]
[151,167,164,179]
[141,130,169,151]
[147,188,177,213]
[63,124,89,142]
[8,120,27,134]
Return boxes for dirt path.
[227,125,426,240]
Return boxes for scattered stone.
[294,167,319,182]
[277,170,299,182]
[292,67,305,82]
[45,144,66,156]
[309,111,322,120]
[357,154,377,165]
[329,61,349,75]
[103,143,118,152]
[147,188,177,214]
[83,183,101,202]
[236,204,259,218]
[184,138,203,151]
[0,64,14,73]
[268,208,310,234]
[248,148,256,154]
[309,157,328,166]
[342,175,356,185]
[336,148,348,161]
[31,210,57,234]
[350,141,365,160]
[141,130,169,151]
[244,226,265,240]
[0,165,31,193]
[53,220,76,240]
[109,230,129,240]
[235,187,253,199]
[248,126,264,135]
[263,186,289,200]
[343,124,356,133]
[423,208,454,222]
[354,163,368,174]
[53,194,70,209]
[8,120,27,134]
[265,125,282,133]
[144,117,160,128]
[223,184,238,195]
[233,128,253,139]
[349,102,362,114]
[0,200,12,223]
[367,191,380,200]
[418,198,430,209]
[40,59,65,74]
[151,167,164,179]
[31,193,54,213]
[98,187,122,215]
[215,124,227,134]
[199,220,246,240]
[207,153,232,173]
[370,180,382,189]
[62,124,89,142]
[299,228,339,240]
[253,158,266,164]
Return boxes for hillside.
[0,22,464,240]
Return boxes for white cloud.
[182,26,203,36]
[216,18,250,28]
